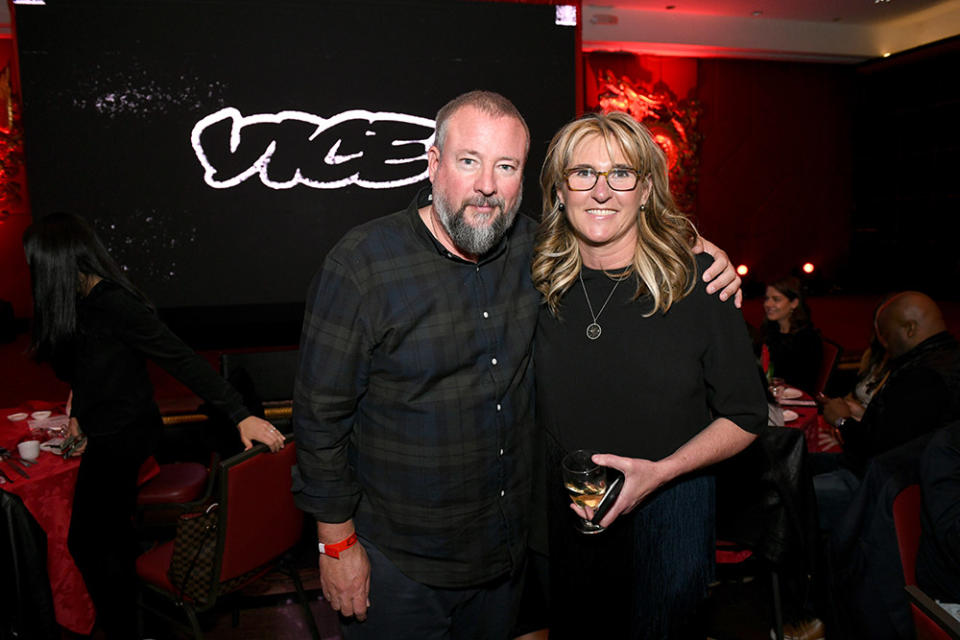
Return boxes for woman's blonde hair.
[532,111,697,316]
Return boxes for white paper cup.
[18,440,41,461]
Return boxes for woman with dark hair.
[22,212,285,639]
[817,301,891,450]
[762,275,824,394]
[533,112,766,638]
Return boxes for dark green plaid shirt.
[292,189,539,588]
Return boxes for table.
[1,402,160,635]
[0,402,94,635]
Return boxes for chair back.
[715,426,818,571]
[893,483,923,586]
[815,337,842,396]
[892,485,960,640]
[216,440,302,583]
[0,491,58,638]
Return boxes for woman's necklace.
[578,269,628,340]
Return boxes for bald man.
[815,291,960,529]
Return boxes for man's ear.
[904,319,919,339]
[427,145,440,183]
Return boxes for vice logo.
[191,107,435,190]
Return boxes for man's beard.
[433,188,522,257]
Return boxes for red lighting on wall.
[0,63,25,222]
[736,264,749,276]
[802,262,815,274]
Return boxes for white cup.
[18,440,41,461]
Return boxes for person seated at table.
[814,291,960,531]
[22,213,286,640]
[816,309,890,450]
[842,336,889,416]
[761,275,823,395]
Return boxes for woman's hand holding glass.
[573,453,670,529]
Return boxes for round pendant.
[586,323,601,340]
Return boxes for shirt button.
[500,490,505,497]
[483,311,489,318]
[496,404,502,411]
[499,448,504,456]
[491,358,498,365]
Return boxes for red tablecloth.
[1,402,161,635]
[1,402,94,635]
[783,398,842,455]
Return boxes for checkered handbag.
[167,502,219,603]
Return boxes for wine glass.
[769,377,786,402]
[561,449,607,534]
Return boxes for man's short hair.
[434,90,530,156]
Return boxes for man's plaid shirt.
[293,189,540,588]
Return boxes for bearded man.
[292,91,739,639]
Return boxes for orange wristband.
[318,532,358,559]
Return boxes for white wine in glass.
[561,449,607,534]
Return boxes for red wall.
[583,52,855,286]
[695,58,854,285]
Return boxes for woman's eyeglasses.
[564,167,642,192]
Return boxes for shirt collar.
[892,331,956,368]
[407,186,510,265]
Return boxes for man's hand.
[693,237,743,308]
[821,396,852,427]
[320,544,371,620]
[843,396,866,421]
[318,522,371,621]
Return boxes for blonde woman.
[532,112,766,638]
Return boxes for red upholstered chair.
[136,455,219,528]
[136,439,318,639]
[138,461,211,505]
[892,484,960,640]
[814,337,842,397]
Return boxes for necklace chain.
[578,270,628,340]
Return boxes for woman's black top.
[535,254,766,637]
[536,254,766,461]
[55,280,250,437]
[764,322,823,394]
